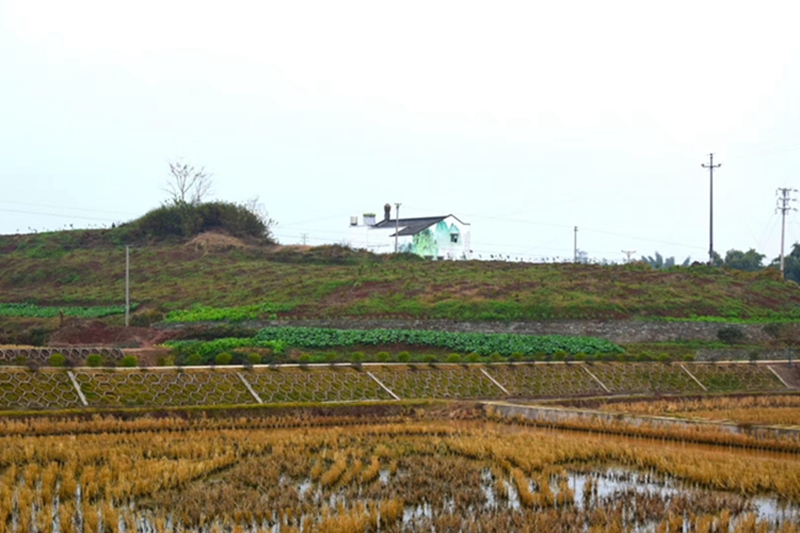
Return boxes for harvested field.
[0,414,798,532]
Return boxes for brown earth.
[49,318,177,348]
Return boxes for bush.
[682,354,696,362]
[375,351,390,363]
[717,325,745,345]
[184,353,203,366]
[573,353,587,362]
[48,353,67,367]
[489,353,503,364]
[636,352,653,362]
[657,353,672,364]
[120,355,139,368]
[122,201,274,242]
[509,352,524,362]
[297,353,312,366]
[466,352,481,363]
[247,353,263,366]
[446,353,462,363]
[397,352,411,363]
[422,354,438,364]
[351,351,365,363]
[156,355,176,367]
[86,354,103,367]
[214,352,233,365]
[552,351,568,362]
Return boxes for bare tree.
[164,160,213,205]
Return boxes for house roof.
[373,216,448,237]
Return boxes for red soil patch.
[49,318,177,348]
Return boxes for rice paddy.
[0,412,798,532]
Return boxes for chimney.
[363,213,376,226]
[384,203,392,222]
[349,216,358,226]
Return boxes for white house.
[347,204,472,260]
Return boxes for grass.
[2,231,800,322]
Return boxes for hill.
[1,229,800,326]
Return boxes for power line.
[621,250,637,263]
[0,208,120,222]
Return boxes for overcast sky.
[2,0,800,263]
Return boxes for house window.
[450,234,459,244]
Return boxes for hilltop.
[1,228,799,327]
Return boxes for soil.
[49,318,178,348]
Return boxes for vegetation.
[2,231,800,323]
[0,412,797,532]
[252,327,622,356]
[599,395,800,426]
[0,303,134,319]
[164,303,288,323]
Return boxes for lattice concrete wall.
[0,363,791,411]
[246,368,392,403]
[487,364,605,397]
[0,347,124,365]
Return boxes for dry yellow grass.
[0,415,796,531]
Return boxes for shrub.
[375,351,390,363]
[748,350,759,363]
[509,352,524,362]
[573,353,587,362]
[717,325,745,345]
[397,352,411,363]
[184,353,203,366]
[86,354,103,367]
[214,352,233,365]
[297,353,312,366]
[552,351,568,362]
[247,353,262,365]
[48,353,67,367]
[156,355,176,367]
[446,353,462,363]
[323,352,339,364]
[351,351,365,363]
[657,353,671,364]
[422,354,438,364]
[466,352,481,363]
[120,355,139,368]
[636,352,653,362]
[682,354,696,362]
[489,353,503,364]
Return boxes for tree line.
[641,246,800,284]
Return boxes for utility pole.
[621,250,637,263]
[394,203,401,253]
[573,226,578,263]
[776,187,797,278]
[702,153,721,266]
[300,233,308,246]
[125,245,130,327]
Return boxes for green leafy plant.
[48,353,66,367]
[86,354,103,367]
[120,355,139,368]
[214,352,233,365]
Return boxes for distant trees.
[640,252,691,269]
[723,249,765,271]
[771,243,800,284]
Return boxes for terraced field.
[0,363,794,411]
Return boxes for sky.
[1,0,800,263]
